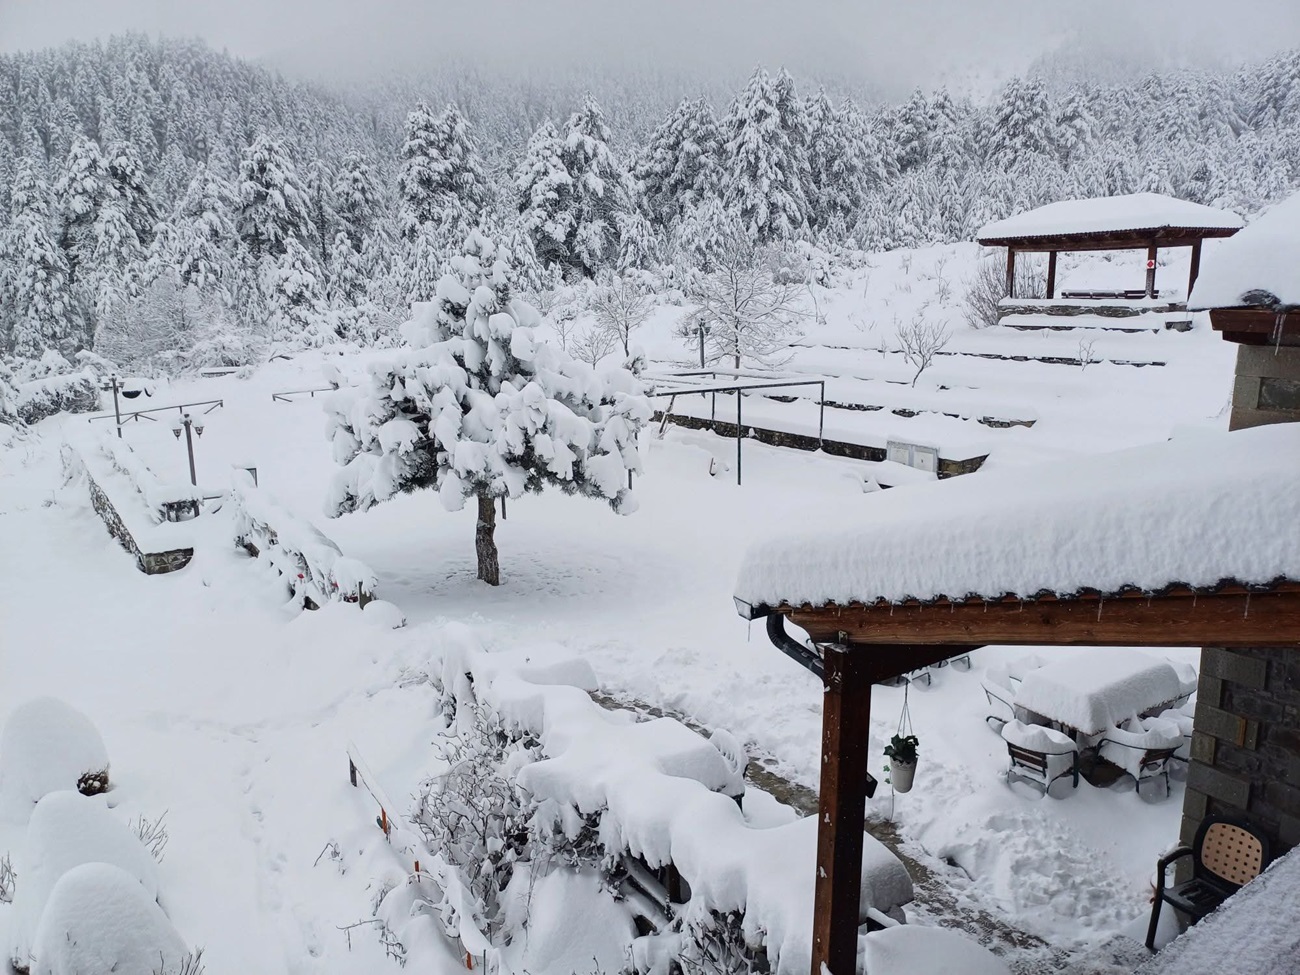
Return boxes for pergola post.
[1145,242,1158,298]
[1188,240,1203,298]
[1005,248,1017,299]
[1046,250,1058,299]
[811,645,873,975]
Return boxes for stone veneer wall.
[1229,343,1300,430]
[1182,647,1300,857]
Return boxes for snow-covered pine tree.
[559,96,635,276]
[1,159,76,359]
[302,159,339,266]
[722,68,809,242]
[167,163,237,296]
[236,133,313,261]
[515,119,574,273]
[333,151,381,250]
[633,96,721,228]
[324,230,649,586]
[398,103,490,240]
[986,78,1056,163]
[261,237,333,349]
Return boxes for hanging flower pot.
[885,733,920,794]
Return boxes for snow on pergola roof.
[734,423,1300,611]
[1189,191,1300,310]
[977,193,1243,247]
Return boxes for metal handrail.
[271,387,334,403]
[86,399,224,424]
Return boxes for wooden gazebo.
[733,424,1300,975]
[977,193,1243,302]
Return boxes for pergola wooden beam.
[1209,308,1300,346]
[781,585,1300,648]
[979,226,1239,253]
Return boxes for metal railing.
[271,387,334,403]
[86,398,225,425]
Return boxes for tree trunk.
[475,493,500,586]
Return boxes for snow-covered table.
[1012,649,1186,738]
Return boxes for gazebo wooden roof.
[733,423,1300,975]
[976,193,1243,300]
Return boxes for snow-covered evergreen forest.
[3,32,1300,370]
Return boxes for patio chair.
[981,665,1016,732]
[1145,814,1271,951]
[1001,720,1079,796]
[1097,716,1183,798]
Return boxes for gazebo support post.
[1188,240,1203,298]
[1046,250,1058,299]
[810,643,970,975]
[1005,248,1017,299]
[1146,243,1158,298]
[812,644,873,975]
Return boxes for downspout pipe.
[766,611,825,679]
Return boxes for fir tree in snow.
[324,231,650,585]
[261,237,333,349]
[515,119,574,273]
[1,159,75,358]
[559,96,636,277]
[668,197,733,282]
[302,159,339,265]
[333,151,382,250]
[986,77,1056,163]
[166,163,237,296]
[398,103,490,239]
[634,97,722,228]
[236,133,313,261]
[722,68,809,242]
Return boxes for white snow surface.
[861,925,1011,975]
[1189,190,1300,308]
[977,193,1243,242]
[30,862,187,975]
[7,792,160,969]
[734,422,1300,609]
[1013,649,1184,736]
[0,698,109,810]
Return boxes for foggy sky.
[3,0,1300,96]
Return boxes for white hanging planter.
[891,759,917,794]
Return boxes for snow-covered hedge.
[231,469,376,608]
[16,371,101,424]
[30,863,188,975]
[6,791,160,970]
[97,435,203,520]
[0,698,110,808]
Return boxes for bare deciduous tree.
[963,252,1046,329]
[1077,336,1100,370]
[685,233,806,369]
[896,314,951,387]
[569,323,617,367]
[590,276,654,356]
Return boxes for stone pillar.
[1229,343,1300,430]
[1181,647,1300,859]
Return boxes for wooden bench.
[1096,739,1181,797]
[1060,289,1160,300]
[1006,741,1079,795]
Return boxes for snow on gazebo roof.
[1189,191,1300,310]
[734,423,1300,610]
[977,193,1244,246]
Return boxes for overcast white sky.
[3,0,1299,93]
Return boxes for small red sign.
[1146,259,1156,269]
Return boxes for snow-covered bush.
[962,251,1045,329]
[7,791,160,970]
[0,698,110,807]
[412,702,538,940]
[30,863,188,975]
[15,372,102,424]
[325,231,650,585]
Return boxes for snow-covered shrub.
[677,909,770,975]
[0,360,22,431]
[15,372,102,424]
[412,703,538,940]
[7,791,160,970]
[0,698,110,806]
[29,862,187,975]
[0,853,14,904]
[13,350,77,384]
[962,251,1045,329]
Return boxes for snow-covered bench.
[63,434,199,574]
[230,470,376,609]
[1001,720,1079,797]
[1097,715,1184,797]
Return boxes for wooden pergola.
[736,582,1300,975]
[977,195,1243,301]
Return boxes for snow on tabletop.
[1189,190,1300,309]
[30,862,187,975]
[7,791,160,968]
[861,925,1011,975]
[977,193,1242,241]
[0,697,109,809]
[1135,846,1300,975]
[733,423,1300,610]
[1013,650,1183,736]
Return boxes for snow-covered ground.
[0,248,1236,973]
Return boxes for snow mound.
[7,792,160,969]
[0,698,109,808]
[1190,190,1300,308]
[861,925,1011,975]
[30,862,187,975]
[361,599,406,629]
[501,867,636,975]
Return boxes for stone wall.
[1181,646,1300,857]
[86,466,193,575]
[1229,343,1300,430]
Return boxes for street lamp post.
[170,411,205,486]
[697,322,709,369]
